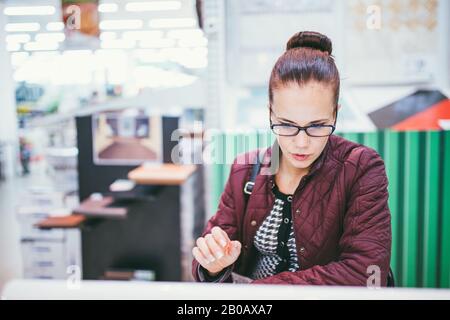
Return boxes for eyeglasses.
[270,123,335,137]
[269,105,336,137]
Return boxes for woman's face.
[270,81,336,172]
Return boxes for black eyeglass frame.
[270,123,336,137]
[269,105,338,137]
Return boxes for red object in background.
[393,99,450,131]
[62,0,100,38]
[368,90,449,130]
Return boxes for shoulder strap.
[243,149,264,198]
[242,150,262,218]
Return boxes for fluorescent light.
[161,48,207,69]
[101,39,136,49]
[62,50,93,57]
[7,42,21,52]
[149,18,197,29]
[193,47,208,56]
[24,41,59,51]
[100,32,117,41]
[100,19,143,30]
[98,3,118,13]
[6,34,31,43]
[133,66,197,88]
[32,51,60,58]
[11,52,30,66]
[182,58,207,69]
[122,30,163,41]
[134,49,166,63]
[35,33,65,42]
[139,38,175,48]
[46,22,65,31]
[4,6,55,16]
[126,1,181,12]
[166,29,207,47]
[5,23,40,32]
[167,29,204,39]
[178,37,207,47]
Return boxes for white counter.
[2,279,450,300]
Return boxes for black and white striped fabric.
[251,186,300,279]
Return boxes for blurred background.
[0,0,449,293]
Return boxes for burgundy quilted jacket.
[193,134,392,286]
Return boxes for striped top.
[251,183,300,279]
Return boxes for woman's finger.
[211,227,228,247]
[192,247,210,267]
[205,234,224,259]
[213,226,230,244]
[196,237,215,263]
[230,240,242,258]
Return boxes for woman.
[192,31,391,286]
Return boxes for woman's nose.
[294,130,310,148]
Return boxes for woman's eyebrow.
[277,117,297,124]
[308,118,329,124]
[277,117,329,125]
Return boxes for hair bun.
[286,31,332,55]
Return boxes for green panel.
[341,132,361,144]
[257,129,274,150]
[422,131,440,287]
[384,130,401,284]
[209,132,225,215]
[402,131,420,287]
[363,131,380,152]
[377,131,385,159]
[234,132,246,158]
[440,131,450,288]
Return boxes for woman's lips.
[291,153,310,161]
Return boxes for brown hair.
[269,31,340,111]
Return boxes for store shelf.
[35,215,86,229]
[128,163,197,186]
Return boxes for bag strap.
[242,150,265,219]
[243,150,264,197]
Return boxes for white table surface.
[2,279,450,300]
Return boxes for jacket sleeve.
[192,159,244,282]
[252,148,392,286]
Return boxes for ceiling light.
[5,23,40,32]
[126,1,181,12]
[35,33,65,42]
[100,19,143,30]
[4,6,55,16]
[24,41,59,51]
[98,3,119,13]
[46,22,65,31]
[6,34,31,43]
[149,18,196,29]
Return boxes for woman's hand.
[192,226,242,276]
